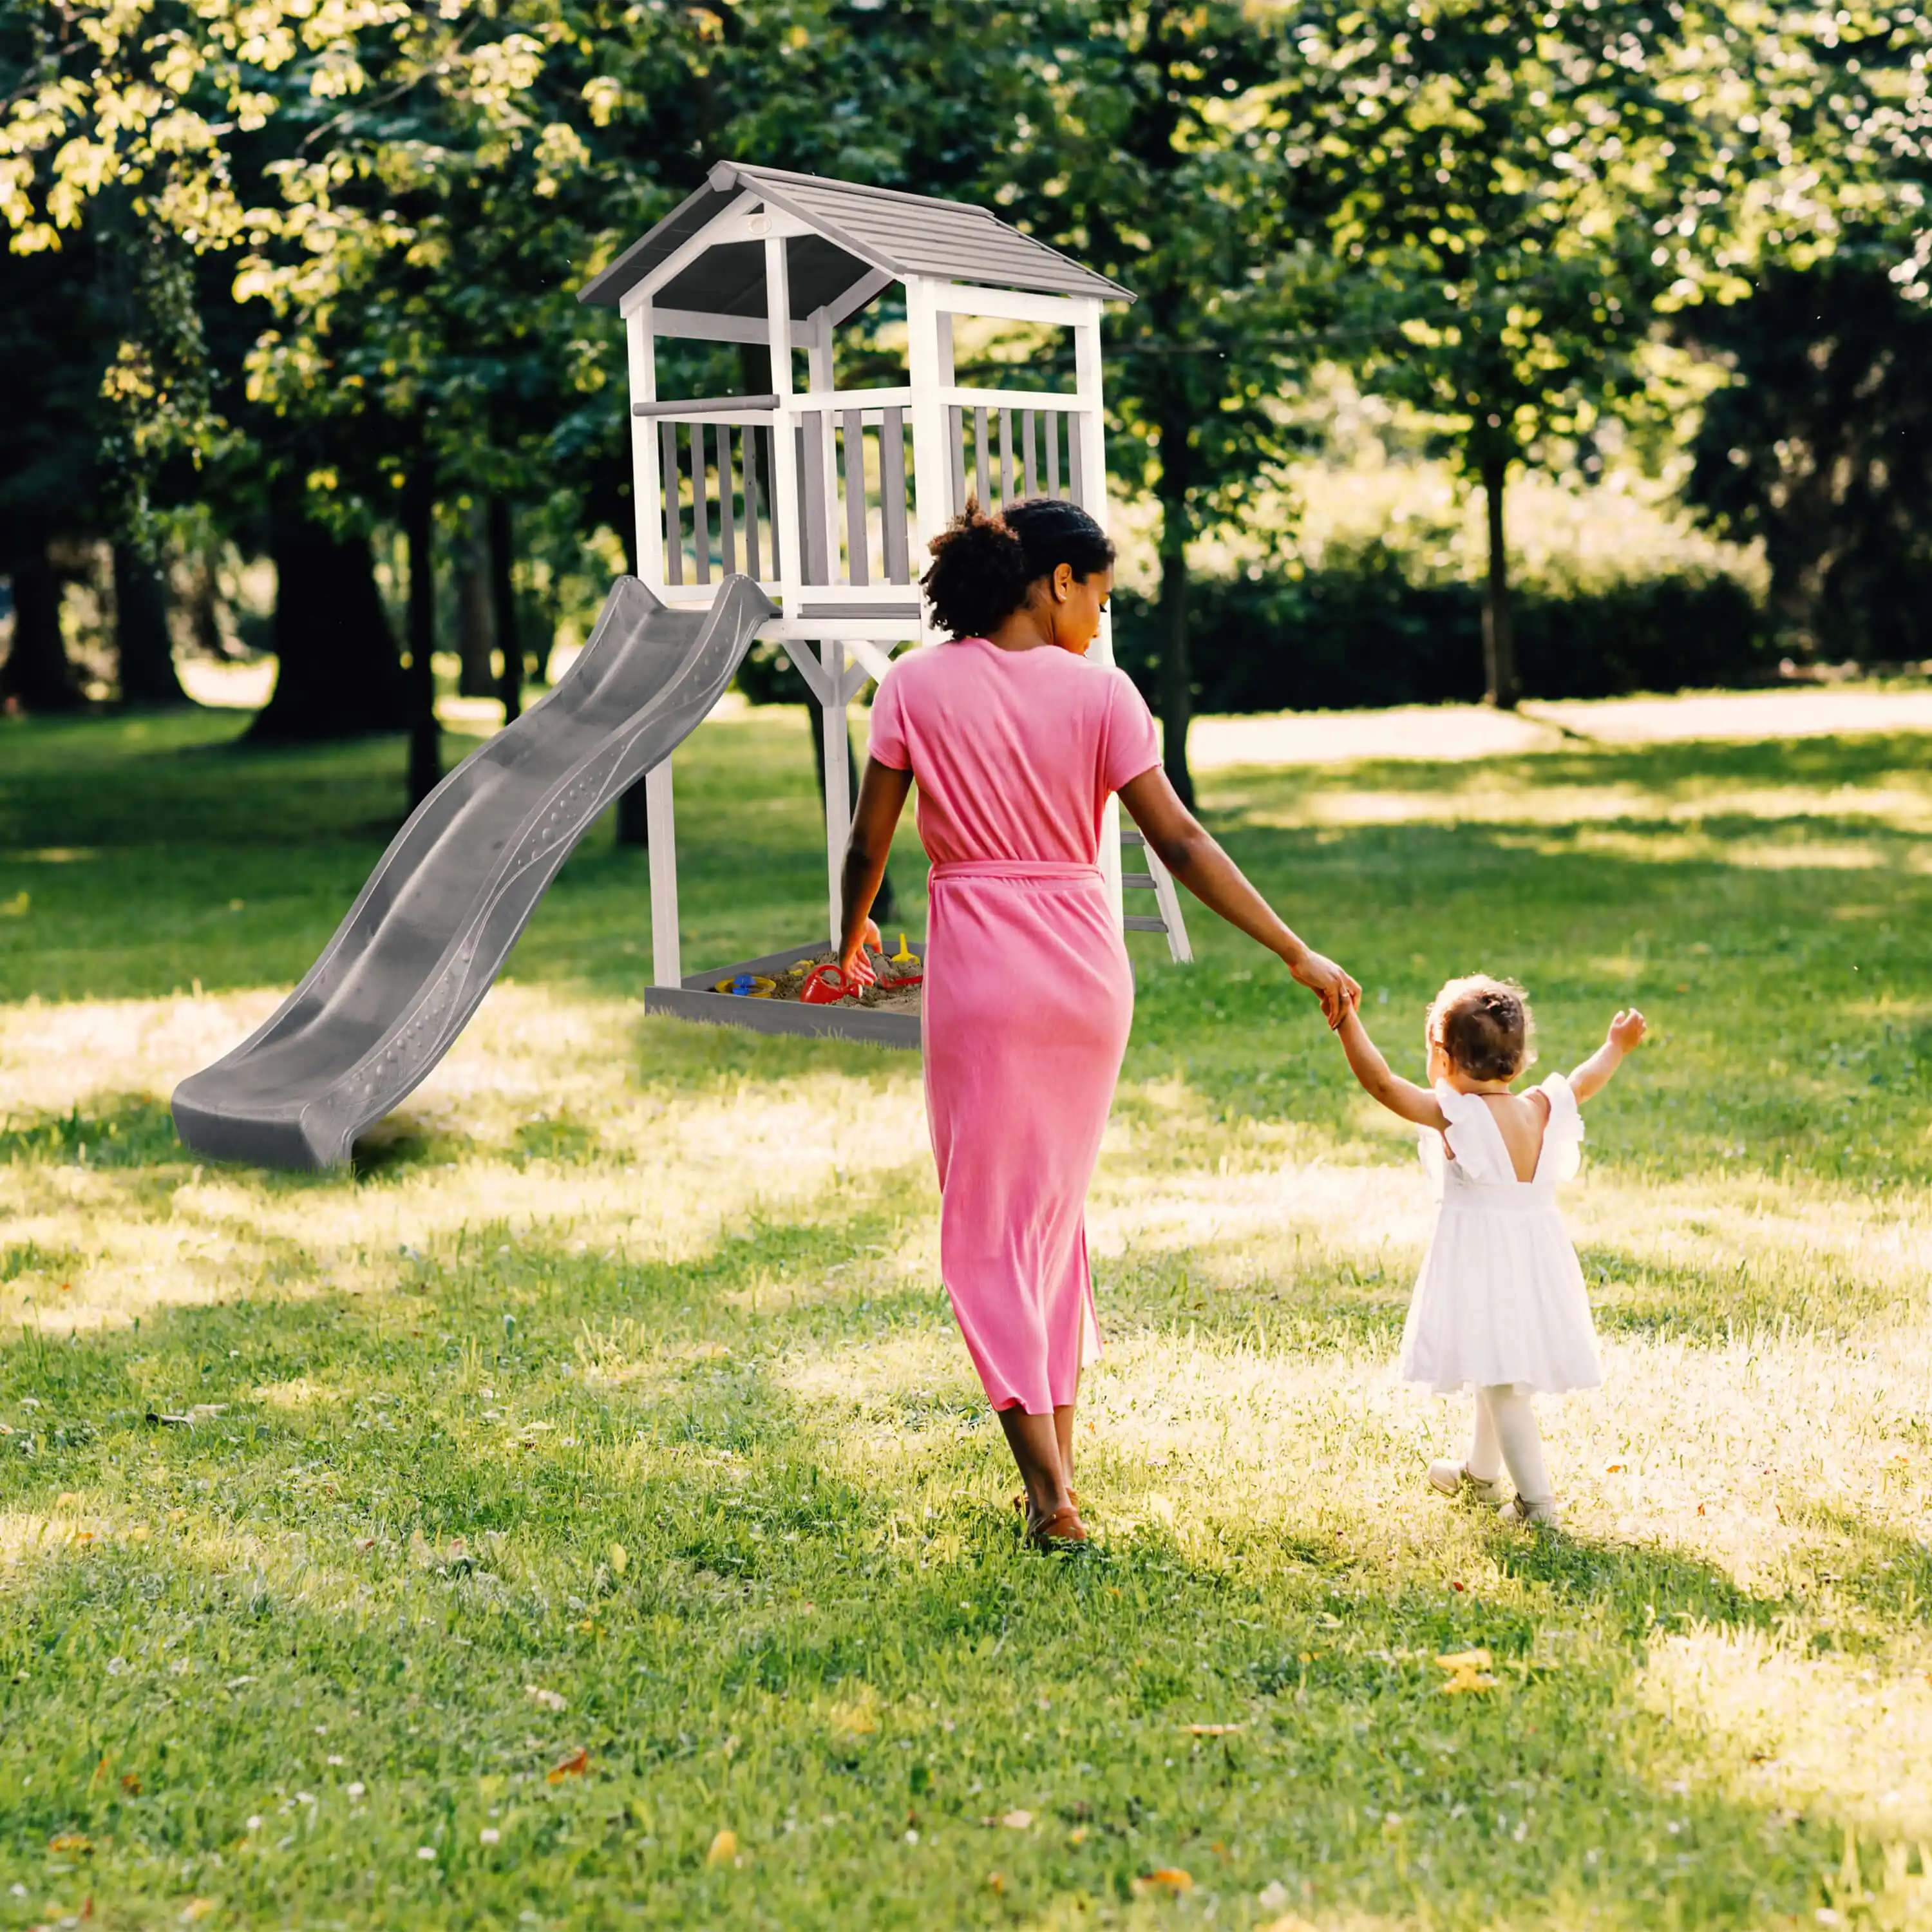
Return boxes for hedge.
[1109,551,1773,713]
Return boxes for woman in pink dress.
[837,501,1358,1547]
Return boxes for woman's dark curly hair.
[920,497,1116,639]
[1427,974,1537,1083]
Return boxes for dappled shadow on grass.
[0,1093,190,1169]
[1204,728,1932,814]
[1100,1237,1408,1358]
[1581,1242,1917,1338]
[1781,1500,1932,1633]
[628,1008,923,1095]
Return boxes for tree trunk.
[1,538,81,712]
[489,497,522,725]
[113,542,191,707]
[251,499,406,741]
[1155,413,1195,808]
[455,502,496,699]
[1479,451,1520,710]
[404,476,441,807]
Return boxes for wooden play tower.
[579,160,1190,1040]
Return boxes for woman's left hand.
[839,919,882,987]
[1289,949,1361,1029]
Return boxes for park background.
[3,4,1932,1930]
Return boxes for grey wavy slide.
[172,574,777,1171]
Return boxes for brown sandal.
[1025,1502,1089,1549]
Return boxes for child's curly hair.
[920,497,1115,639]
[1427,974,1537,1083]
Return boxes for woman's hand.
[839,918,882,987]
[1287,949,1361,1029]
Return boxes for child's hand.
[1607,1008,1647,1053]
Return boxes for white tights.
[1466,1385,1553,1506]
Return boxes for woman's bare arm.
[1117,765,1360,1027]
[837,757,914,981]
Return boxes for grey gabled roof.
[578,160,1132,314]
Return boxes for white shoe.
[1428,1460,1510,1508]
[1500,1494,1561,1528]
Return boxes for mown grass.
[1,699,1929,1931]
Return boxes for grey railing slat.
[661,421,683,585]
[974,405,990,509]
[1045,412,1061,498]
[743,424,763,580]
[1021,410,1038,498]
[1123,872,1157,890]
[800,415,829,585]
[717,426,739,578]
[632,393,780,418]
[1123,915,1168,933]
[842,410,868,587]
[947,406,967,518]
[1121,827,1146,845]
[880,407,909,583]
[690,422,710,585]
[998,408,1014,509]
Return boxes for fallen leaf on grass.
[55,1492,80,1509]
[49,1833,93,1853]
[525,1685,567,1712]
[120,1774,141,1796]
[984,1872,1005,1893]
[1435,1647,1498,1694]
[999,1810,1032,1830]
[179,1900,214,1922]
[547,1749,589,1783]
[1132,1868,1193,1896]
[1186,1723,1244,1736]
[706,1828,737,1867]
[608,1542,628,1577]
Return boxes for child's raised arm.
[1569,1008,1647,1103]
[1336,1000,1448,1130]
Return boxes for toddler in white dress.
[1334,974,1647,1526]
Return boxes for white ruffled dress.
[1397,1072,1604,1396]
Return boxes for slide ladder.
[1121,826,1192,964]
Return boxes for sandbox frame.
[643,939,923,1048]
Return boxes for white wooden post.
[1072,298,1126,928]
[805,315,853,949]
[905,277,951,647]
[625,301,663,587]
[646,764,680,987]
[625,296,682,985]
[764,236,800,611]
[821,639,851,950]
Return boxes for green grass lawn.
[1,700,1929,1930]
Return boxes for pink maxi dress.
[867,637,1161,1415]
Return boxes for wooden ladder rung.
[1121,828,1146,846]
[1122,871,1157,890]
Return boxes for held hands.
[1607,1007,1647,1054]
[838,918,884,988]
[1289,949,1362,1030]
